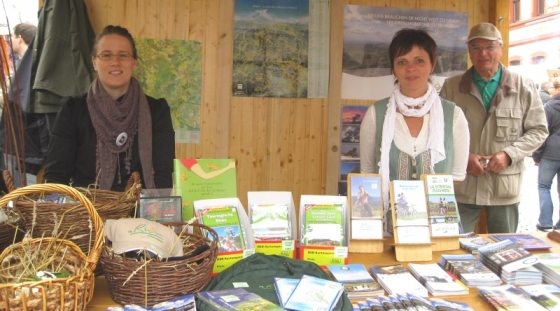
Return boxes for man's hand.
[484,151,511,174]
[467,153,489,176]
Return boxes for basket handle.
[125,171,142,196]
[0,183,104,272]
[2,170,16,193]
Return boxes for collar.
[458,63,516,95]
[473,65,501,84]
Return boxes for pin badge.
[116,132,128,146]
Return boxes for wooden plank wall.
[83,0,502,211]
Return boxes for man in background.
[440,23,548,233]
[540,82,551,104]
[0,23,38,186]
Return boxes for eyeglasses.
[468,44,500,53]
[96,53,134,61]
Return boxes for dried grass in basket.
[9,172,141,255]
[100,222,218,307]
[0,183,103,311]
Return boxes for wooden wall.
[83,0,508,209]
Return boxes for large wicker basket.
[100,222,218,307]
[9,172,141,255]
[0,184,103,311]
[0,171,24,253]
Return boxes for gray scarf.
[86,77,155,190]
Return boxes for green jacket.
[28,0,95,113]
[440,65,548,206]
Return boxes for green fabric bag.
[196,253,353,310]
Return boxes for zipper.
[282,262,295,275]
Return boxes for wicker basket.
[0,171,24,253]
[100,222,218,307]
[0,183,103,311]
[9,172,141,255]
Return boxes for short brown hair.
[388,28,437,75]
[552,78,560,90]
[14,23,37,45]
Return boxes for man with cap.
[440,22,548,233]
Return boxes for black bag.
[196,253,353,310]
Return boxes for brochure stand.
[431,236,460,252]
[390,180,433,262]
[347,173,384,253]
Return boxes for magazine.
[519,284,560,310]
[407,263,468,296]
[273,277,300,308]
[478,285,547,310]
[390,180,431,244]
[250,203,292,241]
[478,239,540,276]
[438,254,501,287]
[347,173,384,240]
[196,205,247,253]
[422,174,460,237]
[174,159,237,221]
[370,264,428,297]
[326,263,384,299]
[488,234,552,251]
[197,288,283,310]
[459,236,491,254]
[302,203,346,246]
[283,274,344,311]
[535,253,560,286]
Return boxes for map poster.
[233,0,329,98]
[342,6,468,100]
[135,39,202,143]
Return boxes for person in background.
[0,23,38,186]
[533,78,560,231]
[440,23,548,233]
[360,28,469,234]
[43,25,174,191]
[540,81,551,104]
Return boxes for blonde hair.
[553,78,560,90]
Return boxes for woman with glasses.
[359,28,469,234]
[43,25,174,191]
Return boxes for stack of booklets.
[488,234,552,251]
[478,285,547,310]
[197,288,283,310]
[519,284,560,310]
[438,254,501,287]
[477,239,541,284]
[407,263,469,296]
[326,264,384,299]
[501,266,542,286]
[369,264,428,297]
[357,294,474,311]
[535,253,560,286]
[459,236,491,254]
[273,274,345,310]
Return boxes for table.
[86,232,559,310]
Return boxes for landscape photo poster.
[233,0,329,98]
[342,6,468,100]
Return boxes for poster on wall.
[342,6,468,100]
[338,105,369,196]
[135,39,202,143]
[233,0,329,98]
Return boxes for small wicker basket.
[100,222,218,307]
[9,172,141,255]
[0,183,103,311]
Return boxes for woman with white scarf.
[43,25,174,191]
[359,28,469,234]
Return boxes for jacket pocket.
[495,108,522,142]
[494,172,522,199]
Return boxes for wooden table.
[86,232,558,310]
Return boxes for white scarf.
[380,83,446,218]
